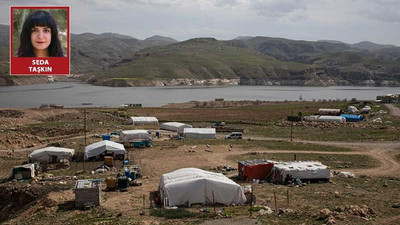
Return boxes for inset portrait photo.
[10,6,70,75]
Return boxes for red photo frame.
[10,6,70,75]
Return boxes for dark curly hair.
[16,10,64,57]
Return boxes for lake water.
[0,82,398,108]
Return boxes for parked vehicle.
[225,132,243,140]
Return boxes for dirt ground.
[0,104,400,225]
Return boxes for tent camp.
[161,122,192,132]
[159,168,246,207]
[29,147,75,163]
[119,130,152,142]
[84,140,126,160]
[128,117,158,125]
[268,161,331,184]
[183,128,216,139]
[238,160,274,181]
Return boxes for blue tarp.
[340,114,363,122]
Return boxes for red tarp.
[238,162,274,181]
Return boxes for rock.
[334,206,345,212]
[392,203,400,208]
[334,191,340,198]
[325,216,336,225]
[258,206,273,215]
[383,181,388,187]
[318,209,332,220]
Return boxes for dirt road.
[385,104,400,117]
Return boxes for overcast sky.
[2,0,400,45]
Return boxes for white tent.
[183,128,216,139]
[119,130,152,142]
[84,140,125,160]
[29,147,75,163]
[304,115,345,123]
[159,168,246,207]
[161,122,192,132]
[129,116,158,125]
[269,161,331,184]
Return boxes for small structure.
[304,115,345,123]
[128,116,158,125]
[347,106,358,114]
[119,130,152,142]
[74,180,101,209]
[238,160,274,181]
[318,108,343,116]
[84,140,126,160]
[340,114,363,122]
[376,94,399,103]
[9,164,35,180]
[29,147,75,163]
[183,128,216,139]
[159,168,246,207]
[161,122,193,132]
[268,161,330,184]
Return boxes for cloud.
[358,0,400,23]
[213,0,239,7]
[249,0,309,21]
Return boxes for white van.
[225,132,243,140]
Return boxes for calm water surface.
[0,82,398,108]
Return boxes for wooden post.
[142,194,145,214]
[274,191,278,214]
[250,185,253,217]
[212,191,216,214]
[287,189,290,206]
[290,109,293,142]
[83,109,86,171]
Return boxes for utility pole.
[290,109,293,142]
[83,109,87,171]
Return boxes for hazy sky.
[2,0,400,45]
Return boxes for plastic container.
[102,134,111,140]
[130,171,136,180]
[124,169,131,178]
[106,177,117,189]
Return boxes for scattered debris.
[334,171,356,178]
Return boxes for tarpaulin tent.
[161,122,192,132]
[29,147,75,163]
[119,130,152,142]
[159,168,246,207]
[268,161,330,184]
[8,164,35,180]
[183,128,216,139]
[128,117,158,125]
[84,140,125,160]
[318,108,343,116]
[238,159,274,181]
[340,114,363,122]
[304,115,345,123]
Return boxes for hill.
[88,38,323,86]
[71,32,177,73]
[0,23,399,87]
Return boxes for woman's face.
[30,26,51,52]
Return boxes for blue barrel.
[124,169,131,178]
[130,171,136,180]
[102,134,111,140]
